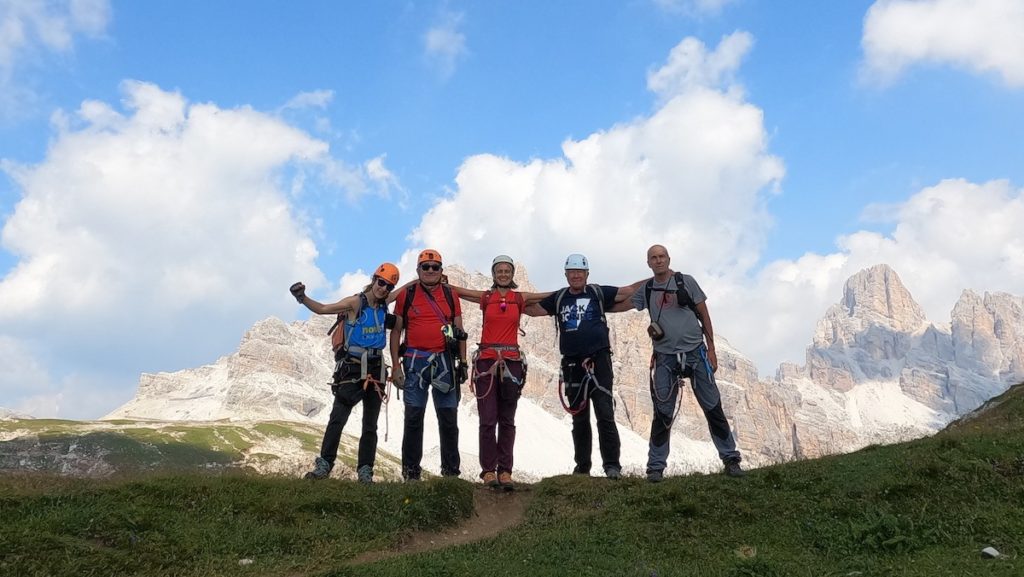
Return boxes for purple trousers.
[473,357,525,475]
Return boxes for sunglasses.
[375,278,395,291]
[419,263,442,272]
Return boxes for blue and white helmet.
[564,253,589,270]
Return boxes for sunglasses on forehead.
[420,263,441,272]
[375,278,395,291]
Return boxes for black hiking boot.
[724,459,745,478]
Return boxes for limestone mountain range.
[102,263,1024,475]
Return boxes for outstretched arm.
[523,303,549,317]
[608,299,636,313]
[613,278,647,303]
[449,284,484,304]
[386,280,415,305]
[521,291,553,306]
[606,278,647,313]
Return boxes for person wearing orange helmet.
[290,262,401,483]
[390,249,467,481]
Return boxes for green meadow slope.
[1,383,1022,577]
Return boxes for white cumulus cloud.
[862,0,1024,87]
[402,31,784,298]
[0,80,397,415]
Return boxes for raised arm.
[290,281,359,316]
[302,293,360,316]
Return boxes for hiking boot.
[724,459,746,478]
[303,456,332,480]
[604,466,622,480]
[572,466,590,476]
[498,471,514,491]
[646,470,664,483]
[357,465,374,484]
[402,466,421,482]
[482,471,499,487]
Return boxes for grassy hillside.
[2,384,1022,577]
[0,419,402,479]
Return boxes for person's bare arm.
[613,278,647,303]
[450,284,484,303]
[455,315,467,361]
[302,293,359,316]
[608,299,637,312]
[695,301,717,372]
[389,315,406,384]
[524,303,549,317]
[521,291,553,305]
[386,280,415,305]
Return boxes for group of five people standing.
[288,244,744,487]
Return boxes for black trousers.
[562,349,621,473]
[320,380,383,470]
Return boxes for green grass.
[0,475,474,577]
[2,384,1022,576]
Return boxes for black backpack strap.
[675,272,695,311]
[400,284,417,320]
[644,278,654,310]
[442,284,456,321]
[588,284,606,322]
[553,288,568,334]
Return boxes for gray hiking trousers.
[647,343,741,473]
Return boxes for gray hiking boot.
[605,466,622,480]
[724,459,745,478]
[646,470,664,483]
[357,465,374,484]
[303,456,332,480]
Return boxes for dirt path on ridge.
[346,485,534,566]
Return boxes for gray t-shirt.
[631,272,707,354]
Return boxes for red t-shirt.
[395,283,462,353]
[478,290,523,360]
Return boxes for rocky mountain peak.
[841,264,927,331]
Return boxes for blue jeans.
[401,350,460,479]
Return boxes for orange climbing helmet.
[374,262,400,286]
[417,249,443,265]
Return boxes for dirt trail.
[347,485,533,565]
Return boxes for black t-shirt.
[538,285,618,357]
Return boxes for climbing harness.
[470,344,526,400]
[558,357,612,415]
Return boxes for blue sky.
[2,0,1023,418]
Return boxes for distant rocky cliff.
[106,264,1024,472]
